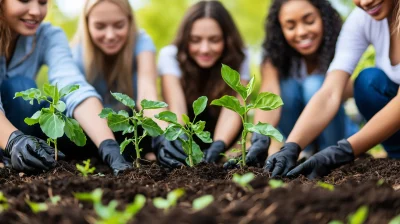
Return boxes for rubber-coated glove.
[203,140,226,163]
[4,130,64,173]
[287,139,355,179]
[223,133,271,169]
[99,139,132,175]
[152,135,186,169]
[264,142,301,177]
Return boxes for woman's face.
[88,1,129,56]
[279,0,323,57]
[3,0,47,36]
[188,18,224,69]
[353,0,393,21]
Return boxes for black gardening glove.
[286,139,355,179]
[99,139,132,175]
[203,140,226,163]
[3,130,64,173]
[152,135,186,169]
[264,142,301,177]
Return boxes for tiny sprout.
[26,200,48,213]
[389,214,400,224]
[76,159,96,177]
[0,192,9,212]
[317,181,335,191]
[268,179,285,189]
[153,188,185,212]
[232,173,255,191]
[377,179,385,186]
[192,195,214,211]
[50,195,61,205]
[348,205,369,224]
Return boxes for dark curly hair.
[262,0,342,78]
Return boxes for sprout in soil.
[25,199,48,213]
[0,192,9,213]
[317,181,335,191]
[76,159,96,177]
[232,172,255,191]
[153,188,185,212]
[269,179,285,189]
[192,195,214,211]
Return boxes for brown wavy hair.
[173,0,245,113]
[0,0,12,57]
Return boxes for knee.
[354,68,385,95]
[302,74,324,102]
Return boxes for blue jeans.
[354,68,400,158]
[278,74,356,150]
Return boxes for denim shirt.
[0,23,101,117]
[71,29,156,110]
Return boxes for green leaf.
[193,96,208,116]
[166,188,185,206]
[24,110,42,126]
[328,221,344,224]
[195,131,212,143]
[182,114,190,125]
[244,122,283,142]
[233,173,255,190]
[99,108,116,118]
[191,142,203,165]
[377,179,385,186]
[124,194,146,218]
[120,139,132,154]
[64,118,86,146]
[122,125,135,135]
[165,124,183,141]
[221,64,247,100]
[142,118,163,137]
[0,192,9,212]
[25,200,48,214]
[269,179,285,189]
[140,99,168,110]
[74,188,102,203]
[155,111,178,124]
[107,114,131,132]
[117,110,130,118]
[211,96,245,115]
[192,121,205,132]
[389,215,400,224]
[111,92,135,108]
[54,101,66,113]
[50,196,61,205]
[348,206,369,224]
[251,92,284,111]
[43,83,59,104]
[317,181,335,191]
[241,173,255,184]
[246,76,256,98]
[153,198,170,209]
[39,112,65,139]
[192,195,214,211]
[59,84,79,98]
[14,88,42,105]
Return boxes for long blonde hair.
[0,0,12,57]
[72,0,137,98]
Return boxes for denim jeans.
[278,74,356,150]
[354,68,400,158]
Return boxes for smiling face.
[353,0,394,20]
[87,1,129,56]
[188,18,225,69]
[278,0,323,57]
[2,0,47,36]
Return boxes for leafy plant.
[232,172,255,191]
[74,188,146,224]
[26,199,48,213]
[317,181,335,191]
[269,179,285,189]
[389,214,400,224]
[153,188,185,212]
[99,92,167,167]
[14,83,86,160]
[0,192,9,213]
[155,96,212,167]
[76,159,96,177]
[192,195,214,211]
[348,206,369,224]
[211,65,283,167]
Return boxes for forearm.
[213,108,242,146]
[0,112,17,149]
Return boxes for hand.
[203,140,226,163]
[3,130,64,173]
[264,142,301,177]
[287,139,355,179]
[99,139,132,175]
[152,135,186,169]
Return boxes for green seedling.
[232,172,255,191]
[99,92,167,168]
[25,199,48,213]
[317,181,335,191]
[211,64,284,167]
[269,179,285,189]
[0,192,9,212]
[74,188,146,224]
[377,179,385,186]
[328,205,369,224]
[192,195,214,211]
[155,96,212,167]
[389,214,400,224]
[76,159,96,177]
[153,188,185,212]
[50,195,61,205]
[15,83,86,160]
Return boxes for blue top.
[0,23,101,117]
[71,30,156,110]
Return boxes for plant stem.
[241,109,248,168]
[133,119,140,168]
[188,136,194,167]
[54,139,58,161]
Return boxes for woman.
[0,0,130,174]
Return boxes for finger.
[22,149,53,171]
[223,159,238,169]
[2,157,12,168]
[286,163,305,178]
[264,158,275,172]
[158,149,185,168]
[271,159,285,177]
[27,142,56,167]
[167,142,187,162]
[14,153,41,173]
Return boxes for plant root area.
[0,157,400,224]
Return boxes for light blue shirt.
[71,30,156,110]
[0,23,101,117]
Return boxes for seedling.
[232,172,255,191]
[76,159,96,177]
[50,195,61,205]
[377,179,385,186]
[269,179,285,189]
[317,181,335,191]
[74,188,146,224]
[0,192,9,212]
[153,188,185,212]
[329,205,369,224]
[192,195,214,211]
[99,92,167,168]
[15,83,86,160]
[211,65,283,167]
[25,199,48,213]
[389,214,400,224]
[155,96,212,167]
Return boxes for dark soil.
[0,157,399,224]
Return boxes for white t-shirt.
[289,59,324,81]
[328,7,400,84]
[158,45,251,81]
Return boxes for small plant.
[269,179,285,189]
[211,65,284,167]
[15,83,86,160]
[155,96,212,167]
[329,205,369,224]
[49,195,61,205]
[389,214,400,224]
[100,93,168,168]
[192,195,214,211]
[232,172,255,191]
[76,159,96,177]
[317,181,335,191]
[74,188,146,224]
[0,192,9,213]
[377,179,385,186]
[26,200,48,213]
[153,188,185,212]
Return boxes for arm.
[0,112,17,149]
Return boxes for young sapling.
[232,172,255,191]
[268,179,285,189]
[99,92,167,168]
[0,192,9,213]
[14,83,87,160]
[192,195,214,211]
[153,188,185,212]
[317,181,335,191]
[76,159,96,177]
[211,64,283,167]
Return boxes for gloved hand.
[99,139,132,175]
[4,130,64,173]
[286,139,355,179]
[223,133,271,169]
[203,140,226,163]
[152,135,186,168]
[264,142,301,177]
